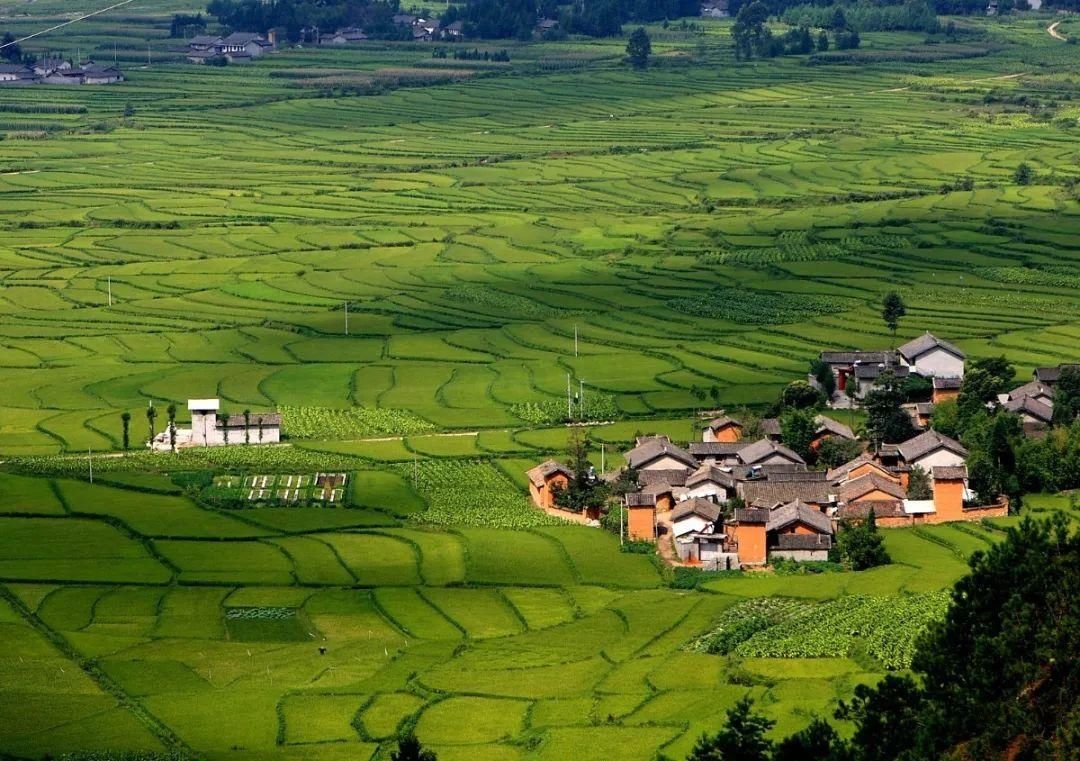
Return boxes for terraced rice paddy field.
[0,9,1078,454]
[1,462,1075,760]
[0,3,1079,758]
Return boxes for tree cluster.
[170,13,208,38]
[781,0,939,34]
[1,32,23,64]
[732,2,851,59]
[689,515,1079,761]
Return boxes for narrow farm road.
[1048,21,1067,41]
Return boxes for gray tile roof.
[932,465,968,480]
[766,500,833,535]
[221,412,282,427]
[855,363,909,380]
[739,479,834,506]
[705,415,740,431]
[1034,364,1078,384]
[815,415,855,440]
[526,459,572,488]
[896,430,968,462]
[637,469,690,487]
[825,453,877,482]
[672,497,722,523]
[933,376,962,390]
[685,464,735,489]
[897,332,964,362]
[737,439,805,466]
[689,442,747,458]
[773,533,832,550]
[625,437,697,470]
[1003,395,1053,423]
[820,350,893,365]
[625,492,657,507]
[839,472,906,502]
[761,418,782,436]
[733,507,769,524]
[1007,380,1053,402]
[836,500,906,520]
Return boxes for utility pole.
[344,301,349,335]
[107,276,112,306]
[147,43,151,67]
[579,379,585,419]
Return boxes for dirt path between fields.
[1048,20,1067,41]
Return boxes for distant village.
[0,57,123,86]
[528,333,1076,571]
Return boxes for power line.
[0,0,137,50]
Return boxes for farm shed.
[526,460,572,509]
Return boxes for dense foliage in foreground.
[690,515,1080,760]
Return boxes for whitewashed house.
[897,333,965,379]
[152,398,281,450]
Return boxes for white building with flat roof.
[152,399,281,450]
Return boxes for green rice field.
[0,10,1076,455]
[0,4,1078,758]
[2,465,1071,760]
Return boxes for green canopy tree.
[120,411,131,451]
[881,292,906,346]
[626,27,651,68]
[1052,366,1080,426]
[688,697,774,761]
[391,730,437,761]
[780,407,818,462]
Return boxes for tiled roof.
[820,350,893,365]
[825,453,877,482]
[932,465,968,480]
[933,376,962,390]
[733,507,769,524]
[815,415,855,440]
[638,469,690,487]
[740,479,833,506]
[625,492,657,507]
[672,497,722,523]
[737,439,805,466]
[896,430,968,462]
[836,500,906,519]
[705,415,740,431]
[1007,380,1053,402]
[1003,395,1053,423]
[526,459,572,488]
[761,418,782,436]
[897,332,965,362]
[685,464,735,489]
[766,500,833,535]
[625,437,697,470]
[689,442,747,457]
[1034,365,1079,383]
[839,472,906,502]
[773,533,832,550]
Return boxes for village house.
[325,27,368,44]
[765,500,833,561]
[152,398,281,450]
[0,64,33,83]
[187,33,274,63]
[932,376,961,404]
[625,492,658,541]
[894,429,968,471]
[702,415,743,443]
[0,59,122,86]
[671,498,731,565]
[526,460,572,509]
[897,332,965,379]
[1033,363,1079,386]
[810,415,856,451]
[625,436,698,471]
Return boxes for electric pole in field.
[579,379,585,419]
[107,276,112,306]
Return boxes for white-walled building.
[897,333,965,379]
[152,398,281,450]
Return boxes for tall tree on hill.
[244,409,252,444]
[881,292,906,347]
[120,411,131,451]
[0,32,21,64]
[553,429,609,514]
[772,717,848,761]
[167,404,177,452]
[731,0,770,59]
[145,402,157,448]
[626,27,651,68]
[835,508,890,570]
